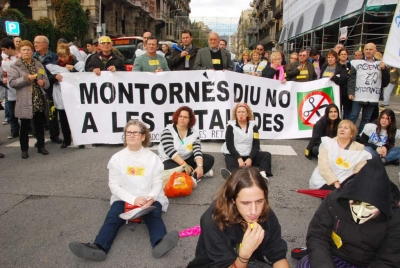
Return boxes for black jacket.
[187,204,287,267]
[305,104,341,159]
[169,43,200,71]
[33,49,58,96]
[306,156,400,267]
[85,52,126,72]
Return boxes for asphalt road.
[1,108,400,268]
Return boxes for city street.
[1,97,400,267]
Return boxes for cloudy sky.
[189,0,251,18]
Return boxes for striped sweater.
[158,124,203,162]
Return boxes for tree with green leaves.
[51,0,89,44]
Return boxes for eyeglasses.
[179,115,190,119]
[125,131,143,136]
[299,54,307,57]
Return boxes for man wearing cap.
[86,36,126,75]
[132,36,169,72]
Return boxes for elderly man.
[333,43,344,53]
[86,36,126,75]
[193,32,233,71]
[285,49,317,82]
[133,36,169,72]
[348,43,390,133]
[169,30,200,71]
[33,35,62,144]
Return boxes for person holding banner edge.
[158,106,215,188]
[220,103,272,182]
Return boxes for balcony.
[247,26,257,34]
[259,33,277,45]
[156,12,167,22]
[273,2,283,19]
[260,1,270,14]
[265,11,276,25]
[259,19,270,30]
[132,0,144,8]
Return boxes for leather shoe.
[78,145,85,149]
[0,153,4,158]
[60,143,71,149]
[51,138,63,144]
[38,148,49,155]
[21,151,29,159]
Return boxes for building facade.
[4,0,191,41]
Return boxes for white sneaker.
[220,168,231,180]
[191,176,198,188]
[260,171,269,182]
[203,169,214,178]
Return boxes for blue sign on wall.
[5,21,20,36]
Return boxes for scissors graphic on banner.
[303,97,328,118]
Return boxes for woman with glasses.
[187,167,289,268]
[235,50,250,73]
[220,103,272,181]
[261,51,287,83]
[69,120,179,261]
[337,49,352,119]
[360,109,400,165]
[242,50,268,76]
[158,106,215,188]
[8,40,50,159]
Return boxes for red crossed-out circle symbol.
[298,91,333,127]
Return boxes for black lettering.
[118,83,133,104]
[266,88,277,107]
[80,83,98,104]
[169,83,184,104]
[100,82,116,104]
[234,83,243,102]
[209,110,224,129]
[249,86,260,105]
[274,114,284,132]
[202,81,215,102]
[194,110,208,129]
[185,82,200,102]
[198,130,206,139]
[112,112,124,132]
[135,83,150,104]
[262,113,273,131]
[151,83,167,105]
[126,111,139,122]
[216,81,229,101]
[279,90,290,108]
[253,112,261,127]
[81,112,98,133]
[142,112,155,131]
[164,112,173,126]
[226,109,231,123]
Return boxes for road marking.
[6,140,297,155]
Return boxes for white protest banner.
[60,71,340,145]
[350,60,382,102]
[383,2,400,68]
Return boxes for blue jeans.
[349,102,375,134]
[364,146,400,163]
[94,200,167,253]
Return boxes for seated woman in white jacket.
[220,103,272,181]
[309,120,372,190]
[69,120,178,261]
